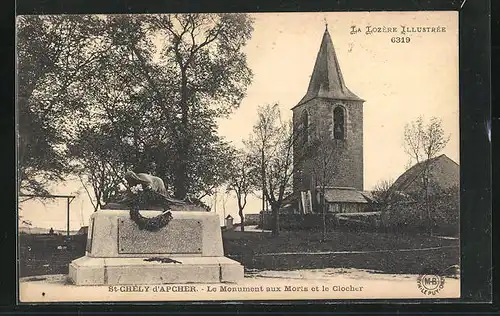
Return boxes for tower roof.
[294,27,363,108]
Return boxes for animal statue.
[101,171,207,212]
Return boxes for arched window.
[333,106,345,140]
[301,110,309,143]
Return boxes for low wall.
[260,212,340,231]
[244,214,261,226]
[261,211,458,236]
[19,234,87,277]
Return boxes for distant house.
[391,154,459,196]
[381,154,460,235]
[224,215,234,230]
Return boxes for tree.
[403,116,450,235]
[80,14,252,201]
[430,185,459,236]
[68,126,128,211]
[14,14,248,207]
[247,104,298,236]
[17,14,254,210]
[147,14,254,199]
[182,128,236,200]
[227,149,256,232]
[372,178,399,230]
[16,15,109,195]
[307,138,341,241]
[68,15,179,203]
[293,111,338,240]
[372,178,395,210]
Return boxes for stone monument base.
[69,256,243,285]
[68,210,244,286]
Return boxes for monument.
[69,171,244,285]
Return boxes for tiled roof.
[391,154,459,195]
[323,187,371,204]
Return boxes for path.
[19,268,460,302]
[232,225,271,233]
[255,245,459,256]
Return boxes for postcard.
[17,11,460,302]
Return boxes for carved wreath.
[127,184,173,232]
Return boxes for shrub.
[381,186,459,236]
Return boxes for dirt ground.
[19,269,460,302]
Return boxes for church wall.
[292,98,364,193]
[292,103,309,193]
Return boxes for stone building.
[391,154,459,196]
[292,25,373,214]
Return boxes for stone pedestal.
[69,210,244,285]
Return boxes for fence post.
[67,197,70,237]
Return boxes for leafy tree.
[18,14,254,212]
[16,15,108,195]
[68,125,129,211]
[76,14,252,201]
[147,13,254,199]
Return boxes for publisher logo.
[417,272,445,295]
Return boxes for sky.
[18,12,459,229]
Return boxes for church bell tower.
[292,25,365,193]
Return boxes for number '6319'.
[391,37,411,43]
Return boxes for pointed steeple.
[297,27,363,106]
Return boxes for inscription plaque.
[118,218,203,254]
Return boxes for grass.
[222,229,459,275]
[19,234,86,278]
[222,228,458,253]
[18,229,459,278]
